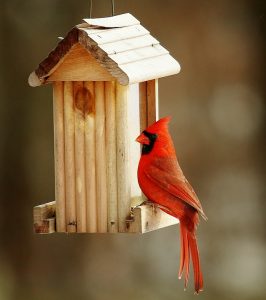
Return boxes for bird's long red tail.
[179,222,203,294]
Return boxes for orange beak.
[136,133,150,145]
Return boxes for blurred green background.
[0,0,265,299]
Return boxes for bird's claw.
[132,200,170,215]
[132,200,157,212]
[142,200,160,213]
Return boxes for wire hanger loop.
[89,0,115,18]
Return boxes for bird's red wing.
[144,157,207,220]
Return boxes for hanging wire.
[89,0,93,18]
[89,0,115,18]
[111,0,115,16]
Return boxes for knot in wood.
[74,87,94,115]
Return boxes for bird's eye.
[151,133,158,140]
[141,131,158,154]
[143,130,158,141]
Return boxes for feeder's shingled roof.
[29,13,180,86]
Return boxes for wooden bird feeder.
[29,13,181,234]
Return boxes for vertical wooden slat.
[105,81,118,233]
[74,81,87,232]
[95,81,107,233]
[53,81,66,232]
[128,84,142,198]
[139,82,148,131]
[116,83,131,232]
[147,79,159,125]
[64,81,76,232]
[84,81,97,232]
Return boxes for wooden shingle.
[29,13,180,86]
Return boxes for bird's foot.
[133,200,170,215]
[142,200,162,213]
[131,200,158,212]
[132,200,153,208]
[147,201,158,213]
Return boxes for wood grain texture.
[105,81,118,233]
[48,44,114,82]
[95,81,108,233]
[109,44,168,65]
[128,84,142,198]
[147,79,159,125]
[84,25,149,45]
[64,81,77,232]
[53,81,66,232]
[100,35,159,55]
[139,82,148,132]
[34,28,79,83]
[119,54,180,84]
[84,81,97,232]
[116,83,131,232]
[74,81,87,232]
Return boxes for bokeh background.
[0,0,265,299]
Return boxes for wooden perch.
[33,201,56,234]
[33,198,178,234]
[126,201,178,234]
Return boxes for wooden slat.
[100,34,159,55]
[128,84,142,198]
[109,44,168,65]
[53,82,66,232]
[116,83,131,232]
[64,81,76,232]
[77,27,111,34]
[105,81,118,233]
[87,25,149,45]
[74,81,87,232]
[84,81,97,232]
[95,81,108,233]
[33,201,56,234]
[83,13,140,28]
[147,79,159,125]
[139,82,148,132]
[137,83,148,202]
[126,203,178,233]
[120,54,181,84]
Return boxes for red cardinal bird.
[136,116,207,294]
